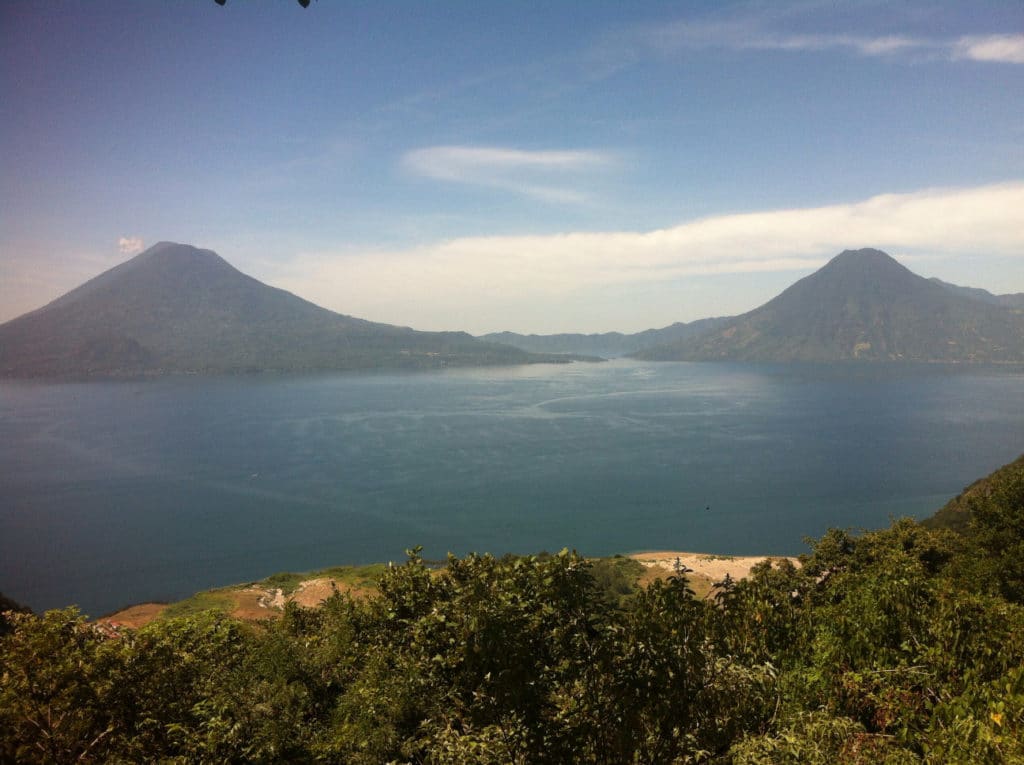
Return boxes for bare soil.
[629,551,800,599]
[99,576,374,629]
[96,603,168,630]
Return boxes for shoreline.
[93,551,800,630]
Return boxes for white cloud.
[402,145,613,203]
[270,181,1024,333]
[953,34,1024,64]
[118,236,145,255]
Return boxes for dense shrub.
[4,478,1024,764]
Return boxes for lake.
[1,359,1022,617]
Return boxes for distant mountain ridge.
[0,242,572,378]
[4,244,1021,376]
[635,248,1024,363]
[928,277,1024,309]
[480,317,731,358]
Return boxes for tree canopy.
[3,458,1024,762]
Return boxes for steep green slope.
[923,453,1024,534]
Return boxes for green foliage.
[924,664,1024,763]
[0,608,117,763]
[922,452,1024,606]
[730,711,919,764]
[158,589,235,620]
[713,557,809,665]
[923,453,1024,536]
[962,460,1024,603]
[0,590,31,637]
[262,563,385,595]
[588,554,645,610]
[262,570,309,593]
[577,575,776,762]
[326,548,601,763]
[4,471,1024,763]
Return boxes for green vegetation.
[924,453,1024,535]
[3,457,1024,762]
[144,563,390,622]
[262,564,387,596]
[0,592,30,638]
[925,453,1024,604]
[159,590,235,620]
[588,554,646,610]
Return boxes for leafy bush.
[4,470,1024,763]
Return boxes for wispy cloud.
[118,236,144,255]
[627,18,1024,65]
[752,32,924,57]
[271,181,1024,333]
[402,145,613,203]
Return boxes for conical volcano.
[0,242,549,377]
[636,248,1024,362]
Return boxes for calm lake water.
[1,359,1022,617]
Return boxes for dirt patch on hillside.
[99,576,375,630]
[229,587,284,621]
[284,578,330,607]
[630,551,800,599]
[97,603,168,630]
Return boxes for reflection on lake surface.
[1,360,1022,616]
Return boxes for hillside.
[0,242,571,377]
[635,248,1024,362]
[480,317,731,358]
[923,452,1024,534]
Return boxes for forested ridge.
[2,455,1023,763]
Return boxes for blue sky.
[2,1,1022,333]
